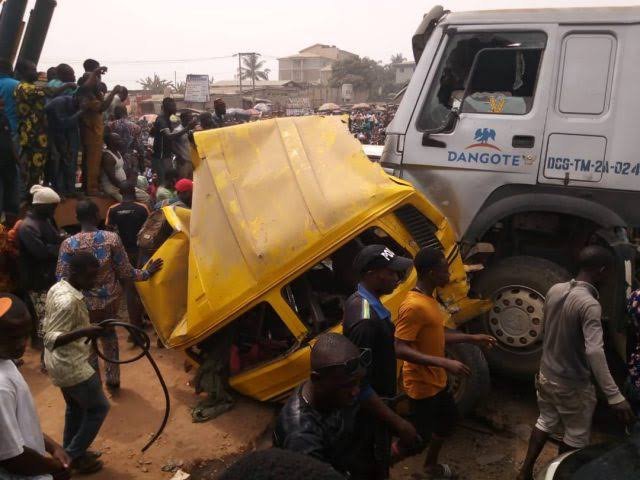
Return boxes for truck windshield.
[417,31,547,130]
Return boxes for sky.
[21,0,640,89]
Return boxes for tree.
[240,54,270,82]
[137,74,174,94]
[173,81,186,94]
[329,56,395,100]
[390,53,407,64]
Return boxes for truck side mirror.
[421,108,459,148]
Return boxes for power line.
[39,55,236,65]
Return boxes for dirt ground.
[21,333,621,480]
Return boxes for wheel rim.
[486,285,545,352]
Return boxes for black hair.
[83,58,100,72]
[0,293,30,322]
[56,63,74,82]
[14,59,34,79]
[164,168,179,183]
[162,97,175,110]
[46,66,57,81]
[0,59,13,75]
[76,199,99,223]
[118,86,128,100]
[578,245,614,272]
[69,251,99,275]
[119,180,135,195]
[113,105,127,119]
[219,449,344,480]
[414,247,446,278]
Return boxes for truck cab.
[382,6,639,376]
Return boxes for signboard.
[184,74,210,103]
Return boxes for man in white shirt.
[0,293,71,480]
[43,252,109,475]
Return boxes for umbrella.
[318,102,340,112]
[352,103,371,110]
[254,103,271,113]
[226,109,251,121]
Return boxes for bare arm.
[395,337,471,376]
[0,446,63,476]
[360,391,417,445]
[52,326,104,349]
[49,82,76,97]
[101,152,120,186]
[445,330,496,348]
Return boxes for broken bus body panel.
[137,115,490,401]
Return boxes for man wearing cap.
[174,178,193,208]
[343,244,418,480]
[274,333,364,475]
[17,186,64,358]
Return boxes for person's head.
[97,81,108,95]
[213,98,226,117]
[353,244,412,296]
[577,245,615,286]
[162,97,176,116]
[119,180,136,200]
[137,175,149,191]
[0,294,31,360]
[219,449,344,480]
[83,58,100,73]
[0,59,13,76]
[164,169,179,188]
[180,111,193,127]
[199,111,215,130]
[309,333,365,409]
[414,247,450,289]
[117,86,128,102]
[113,105,127,120]
[46,66,57,81]
[175,178,193,207]
[105,131,124,153]
[30,185,60,217]
[15,59,37,82]
[68,251,100,291]
[76,199,100,227]
[56,63,75,82]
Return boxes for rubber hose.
[91,319,170,452]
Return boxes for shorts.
[535,372,597,449]
[410,389,457,440]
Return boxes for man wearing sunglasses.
[343,244,419,480]
[273,333,367,476]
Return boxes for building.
[279,44,358,84]
[391,61,416,84]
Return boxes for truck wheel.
[446,343,490,416]
[470,256,570,377]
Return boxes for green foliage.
[329,56,395,99]
[137,74,175,94]
[390,53,407,64]
[241,54,270,82]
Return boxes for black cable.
[91,320,170,452]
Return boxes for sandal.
[426,463,456,479]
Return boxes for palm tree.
[240,54,270,82]
[240,53,270,104]
[390,53,407,64]
[137,74,174,94]
[173,81,186,94]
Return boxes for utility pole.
[234,52,260,107]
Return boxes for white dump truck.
[382,6,639,377]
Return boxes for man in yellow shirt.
[395,247,496,479]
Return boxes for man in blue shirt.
[0,59,19,136]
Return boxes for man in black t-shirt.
[274,333,363,475]
[151,98,195,183]
[105,181,149,330]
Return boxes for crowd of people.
[348,106,397,145]
[1,59,638,480]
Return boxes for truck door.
[401,25,557,235]
[538,30,618,186]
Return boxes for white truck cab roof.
[443,7,640,26]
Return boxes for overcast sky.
[25,0,638,89]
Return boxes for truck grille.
[394,205,442,251]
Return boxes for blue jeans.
[60,373,110,459]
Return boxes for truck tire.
[470,256,570,378]
[446,343,490,416]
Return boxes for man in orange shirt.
[395,247,496,479]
